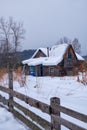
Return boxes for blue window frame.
[30,66,35,76]
[68,53,72,61]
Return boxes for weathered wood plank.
[11,100,51,130]
[52,115,87,130]
[51,105,87,123]
[0,86,87,130]
[50,97,61,130]
[0,94,8,106]
[12,109,42,130]
[0,94,51,130]
[0,86,10,93]
[0,86,50,114]
[60,105,87,123]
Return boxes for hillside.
[18,49,36,61]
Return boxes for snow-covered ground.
[0,106,28,130]
[0,75,87,129]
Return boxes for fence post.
[50,97,61,130]
[8,61,13,111]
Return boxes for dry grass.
[0,68,8,82]
[0,67,26,87]
[14,67,26,87]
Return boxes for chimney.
[47,47,49,57]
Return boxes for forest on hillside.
[18,49,36,61]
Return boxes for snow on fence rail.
[0,86,87,130]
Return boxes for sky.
[0,0,87,55]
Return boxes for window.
[49,67,54,73]
[30,66,35,76]
[68,53,72,61]
[30,66,35,71]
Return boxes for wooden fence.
[0,85,87,130]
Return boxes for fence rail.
[0,85,87,130]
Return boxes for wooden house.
[32,48,49,58]
[22,44,84,76]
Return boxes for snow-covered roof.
[25,57,63,66]
[32,47,48,58]
[22,58,33,64]
[75,53,84,61]
[22,43,84,66]
[43,44,69,65]
[50,43,68,57]
[27,57,45,66]
[43,57,62,66]
[23,44,68,66]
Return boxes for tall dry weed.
[14,67,26,87]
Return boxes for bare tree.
[0,17,25,68]
[56,36,71,45]
[72,38,81,54]
[11,18,25,53]
[10,18,25,68]
[56,37,81,54]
